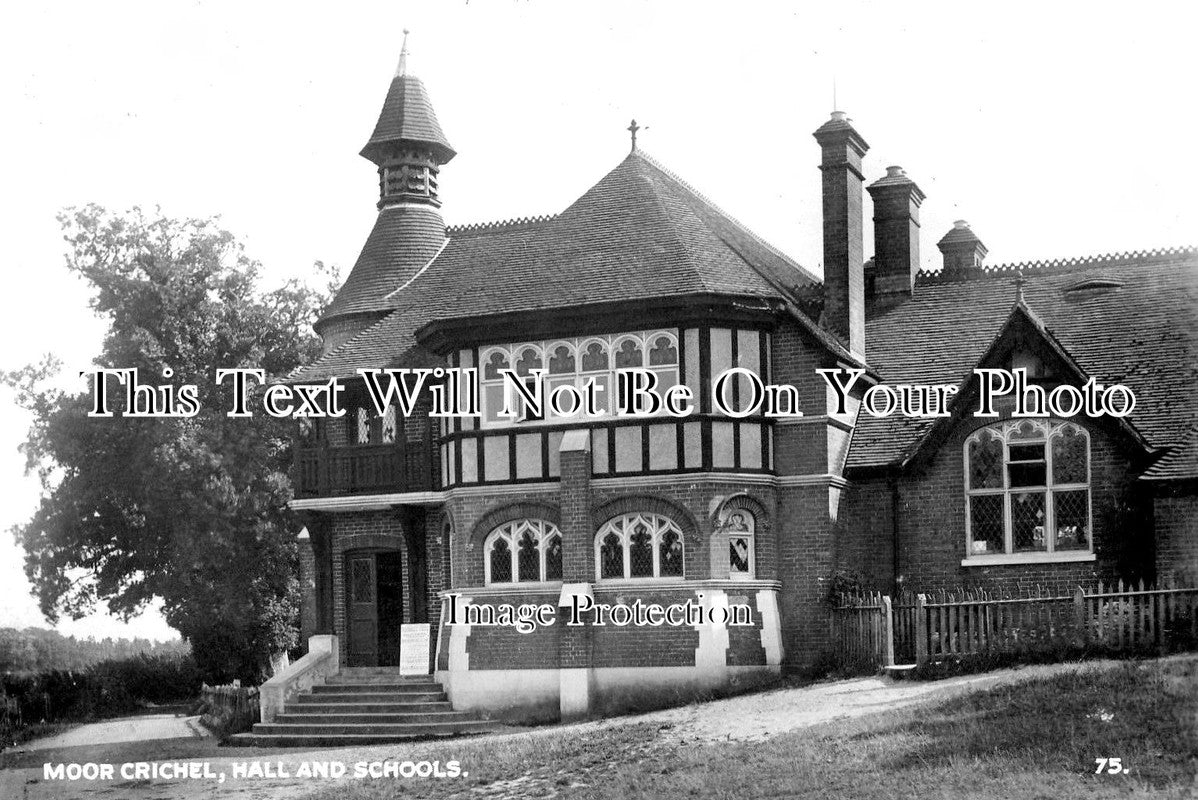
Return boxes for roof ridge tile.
[914,245,1197,285]
[445,214,558,235]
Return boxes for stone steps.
[275,710,476,725]
[226,731,475,747]
[252,720,492,736]
[228,671,496,747]
[288,700,452,714]
[300,690,447,703]
[311,683,444,695]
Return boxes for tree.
[5,205,334,683]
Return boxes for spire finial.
[833,76,838,113]
[627,119,640,153]
[395,29,411,76]
[1014,269,1027,303]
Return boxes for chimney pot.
[813,111,870,357]
[867,165,925,304]
[937,220,988,274]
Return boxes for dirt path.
[0,658,1151,800]
[629,660,1119,744]
[19,711,209,752]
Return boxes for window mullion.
[507,532,516,583]
[652,525,660,578]
[1002,433,1013,555]
[539,524,546,582]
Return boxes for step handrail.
[260,635,339,723]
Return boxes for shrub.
[0,651,202,748]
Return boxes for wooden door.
[346,554,378,666]
[376,552,403,666]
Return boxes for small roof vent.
[1064,278,1124,294]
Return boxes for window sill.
[961,552,1096,567]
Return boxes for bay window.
[478,330,680,427]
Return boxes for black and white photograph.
[1,2,1195,798]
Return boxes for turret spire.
[360,31,456,208]
[397,28,412,76]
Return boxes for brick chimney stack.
[867,166,925,301]
[813,111,869,357]
[937,220,988,274]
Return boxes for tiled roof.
[316,205,447,323]
[1141,424,1198,481]
[292,150,823,382]
[936,224,984,247]
[360,74,455,163]
[848,247,1198,469]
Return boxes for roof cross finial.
[395,29,411,76]
[1014,269,1027,303]
[627,119,641,153]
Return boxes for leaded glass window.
[488,537,512,584]
[483,519,563,584]
[594,513,685,580]
[545,534,563,581]
[517,529,540,582]
[1052,427,1088,484]
[648,336,678,366]
[477,331,681,427]
[483,351,509,379]
[968,429,1003,490]
[381,405,397,443]
[629,521,654,577]
[515,348,542,376]
[722,510,755,578]
[581,341,609,372]
[660,528,684,577]
[964,420,1092,560]
[600,532,623,579]
[356,407,371,444]
[614,339,643,368]
[548,344,575,374]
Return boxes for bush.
[0,652,202,748]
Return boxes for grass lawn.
[306,657,1197,800]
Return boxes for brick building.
[286,44,1198,722]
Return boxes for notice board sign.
[399,623,432,675]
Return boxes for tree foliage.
[5,205,334,683]
[0,626,190,675]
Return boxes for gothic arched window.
[594,513,685,580]
[484,520,563,584]
[964,420,1092,561]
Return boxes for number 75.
[1094,758,1124,775]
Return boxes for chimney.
[937,220,988,274]
[866,166,925,301]
[813,111,869,357]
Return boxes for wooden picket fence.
[198,683,259,736]
[831,578,1198,671]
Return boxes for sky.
[0,0,1194,642]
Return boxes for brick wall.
[297,535,317,643]
[834,478,895,591]
[1154,488,1198,583]
[837,415,1153,598]
[441,584,771,671]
